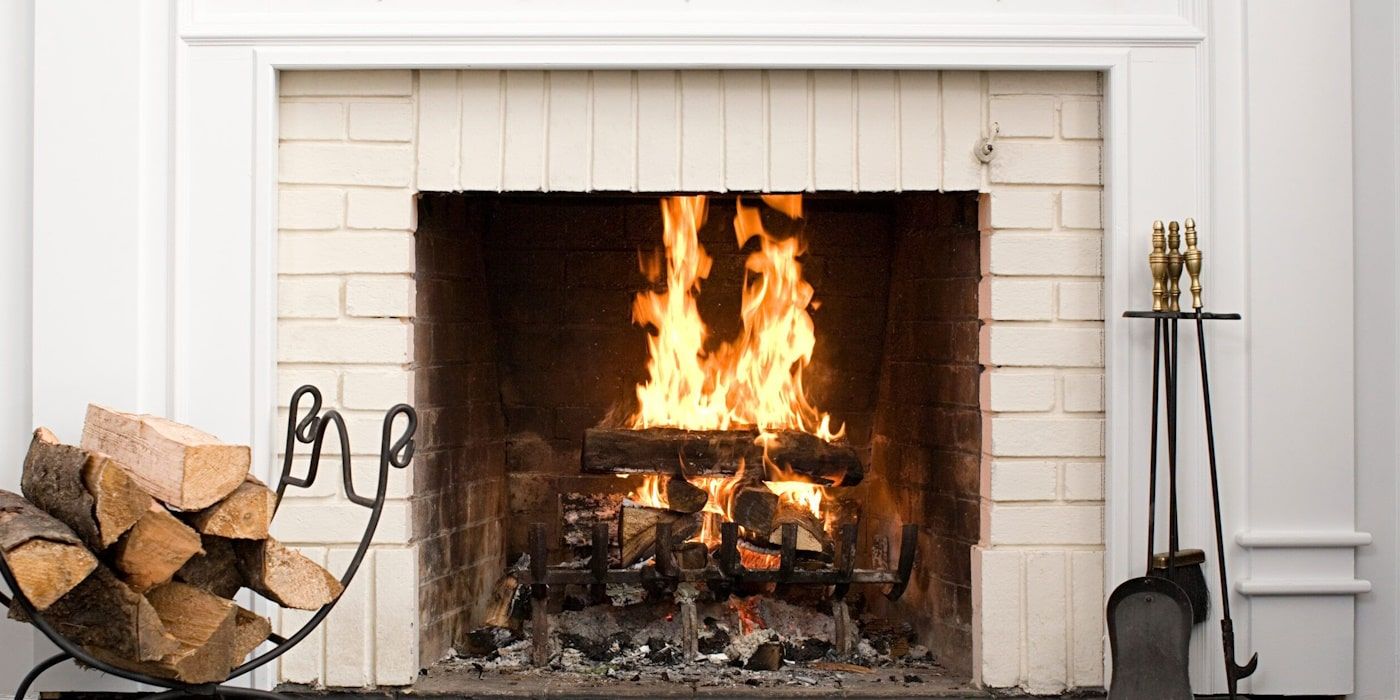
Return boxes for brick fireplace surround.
[274,69,1105,693]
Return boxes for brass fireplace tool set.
[1107,220,1258,700]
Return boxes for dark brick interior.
[412,191,981,676]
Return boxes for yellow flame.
[628,194,843,440]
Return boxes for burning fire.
[624,194,842,555]
[628,194,842,441]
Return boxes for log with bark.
[81,404,250,511]
[175,535,244,599]
[664,477,709,514]
[112,503,204,592]
[187,477,277,540]
[673,541,709,570]
[618,500,701,566]
[582,428,863,485]
[22,428,153,550]
[235,538,343,610]
[729,486,780,534]
[91,582,239,684]
[0,490,98,610]
[10,565,179,662]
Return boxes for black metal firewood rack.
[0,385,416,699]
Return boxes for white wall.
[0,0,37,692]
[1351,1,1399,698]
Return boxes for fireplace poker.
[1184,219,1259,698]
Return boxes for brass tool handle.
[1184,218,1202,310]
[1150,221,1167,312]
[1166,221,1183,312]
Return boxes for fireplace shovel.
[1106,315,1194,700]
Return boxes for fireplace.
[274,68,1106,693]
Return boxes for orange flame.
[628,194,843,440]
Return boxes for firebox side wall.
[866,192,982,676]
[413,195,510,665]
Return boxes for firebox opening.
[412,191,981,680]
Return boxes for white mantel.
[9,1,1370,696]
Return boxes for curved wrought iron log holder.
[0,385,417,699]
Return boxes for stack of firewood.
[0,405,341,684]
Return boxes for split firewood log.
[728,487,779,534]
[187,477,277,540]
[175,535,244,599]
[21,427,152,550]
[0,490,97,610]
[10,564,179,662]
[111,503,204,592]
[664,478,709,514]
[81,404,250,511]
[582,427,863,485]
[234,538,343,610]
[90,582,239,684]
[765,502,833,560]
[232,606,272,663]
[673,541,709,570]
[618,500,701,566]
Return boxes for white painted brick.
[278,276,341,319]
[989,504,1104,545]
[416,70,461,190]
[278,367,340,404]
[281,70,413,97]
[278,321,411,364]
[271,501,410,545]
[280,143,414,187]
[988,234,1101,277]
[990,142,1101,185]
[988,71,1099,96]
[985,371,1056,412]
[280,102,345,140]
[280,232,414,275]
[989,189,1055,229]
[348,102,414,142]
[1059,189,1102,229]
[985,326,1104,368]
[991,416,1104,457]
[1060,99,1101,140]
[348,453,413,500]
[988,279,1054,321]
[324,548,371,688]
[1063,462,1105,501]
[346,188,415,230]
[277,454,337,499]
[1070,551,1106,687]
[1062,372,1105,412]
[989,96,1056,137]
[990,460,1058,501]
[345,276,415,318]
[1058,281,1104,321]
[343,369,413,409]
[1025,551,1068,694]
[279,188,344,230]
[975,547,1023,687]
[277,546,326,684]
[375,547,419,685]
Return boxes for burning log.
[673,541,709,570]
[729,487,779,534]
[618,500,701,566]
[582,428,863,486]
[664,478,709,514]
[765,503,832,560]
